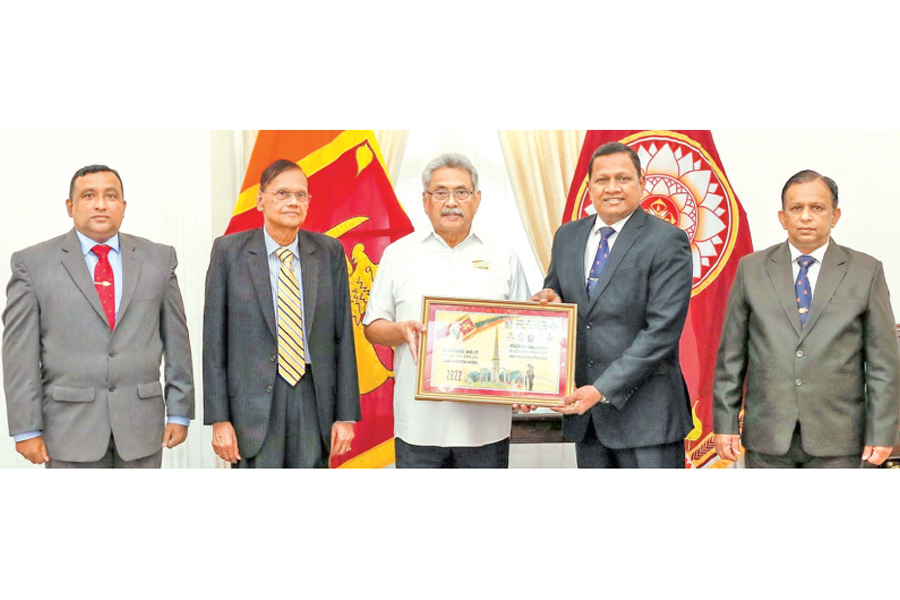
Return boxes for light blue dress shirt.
[263,228,311,365]
[12,231,187,443]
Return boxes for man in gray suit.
[532,143,694,468]
[714,170,900,468]
[203,159,360,468]
[3,165,194,468]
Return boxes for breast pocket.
[828,296,864,305]
[600,266,645,309]
[468,267,511,300]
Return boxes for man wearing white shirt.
[363,153,529,468]
[713,170,900,468]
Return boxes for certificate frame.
[415,297,577,407]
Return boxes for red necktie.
[92,245,115,330]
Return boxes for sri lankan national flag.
[227,130,414,468]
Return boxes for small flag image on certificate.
[416,298,576,406]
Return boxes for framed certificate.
[415,297,577,406]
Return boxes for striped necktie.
[276,247,307,385]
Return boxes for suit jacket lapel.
[249,229,278,339]
[116,233,142,326]
[565,218,594,318]
[766,242,802,337]
[59,229,108,326]
[298,231,319,335]
[801,241,847,341]
[587,210,645,313]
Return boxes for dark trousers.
[47,436,162,469]
[395,437,510,469]
[746,423,861,469]
[576,426,684,469]
[237,368,327,469]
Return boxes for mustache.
[440,207,464,217]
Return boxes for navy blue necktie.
[586,227,615,297]
[795,255,816,327]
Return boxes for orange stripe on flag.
[240,130,343,193]
[232,131,392,220]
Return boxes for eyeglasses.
[426,189,476,202]
[263,189,311,204]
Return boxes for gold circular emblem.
[571,131,740,296]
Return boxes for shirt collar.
[263,227,299,258]
[423,227,481,249]
[788,239,830,264]
[75,230,120,257]
[591,210,635,236]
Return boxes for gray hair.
[422,153,479,191]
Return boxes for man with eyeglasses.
[363,153,529,468]
[3,164,194,468]
[203,159,360,468]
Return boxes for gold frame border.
[415,296,577,406]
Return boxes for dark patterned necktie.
[586,227,616,297]
[795,255,816,327]
[92,245,115,329]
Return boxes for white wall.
[713,131,900,308]
[1,130,898,469]
[0,131,220,468]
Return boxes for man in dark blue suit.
[533,143,694,468]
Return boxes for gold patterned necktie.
[276,247,307,385]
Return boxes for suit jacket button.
[795,380,803,387]
[108,386,116,392]
[586,323,593,330]
[796,350,804,358]
[587,360,594,367]
[109,351,116,357]
[266,385,273,392]
[270,355,277,362]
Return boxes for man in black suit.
[203,159,360,468]
[533,142,694,468]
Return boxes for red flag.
[564,131,754,468]
[227,130,414,468]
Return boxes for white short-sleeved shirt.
[363,229,531,447]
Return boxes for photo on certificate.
[416,297,577,406]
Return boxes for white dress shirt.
[583,211,636,282]
[363,228,530,447]
[788,240,830,298]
